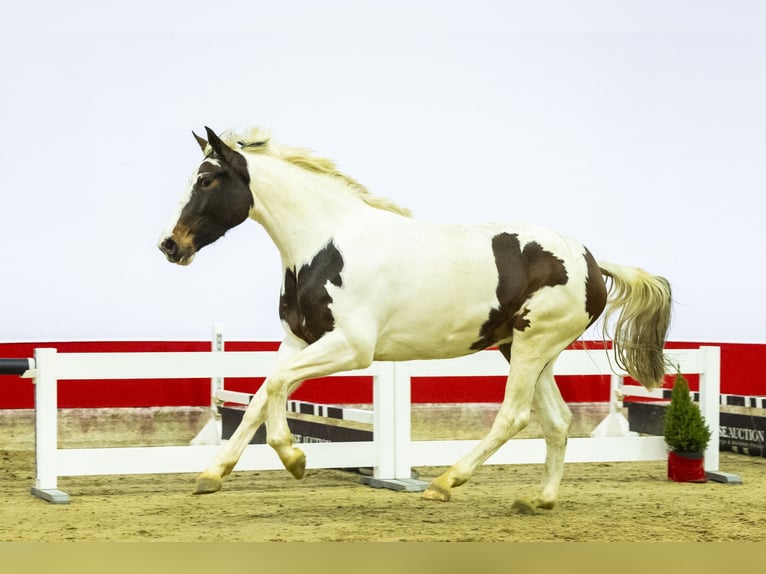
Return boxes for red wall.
[0,340,763,409]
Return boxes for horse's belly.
[355,247,505,361]
[373,339,483,362]
[372,309,494,361]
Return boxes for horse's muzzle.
[159,236,194,265]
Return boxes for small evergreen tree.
[663,371,712,453]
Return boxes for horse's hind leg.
[530,360,572,510]
[422,341,546,503]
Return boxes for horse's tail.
[598,260,672,390]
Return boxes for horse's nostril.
[160,237,177,256]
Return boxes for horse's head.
[158,127,254,265]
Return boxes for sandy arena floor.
[0,404,764,542]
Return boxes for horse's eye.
[199,176,213,188]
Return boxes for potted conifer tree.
[663,371,712,482]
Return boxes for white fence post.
[699,345,721,473]
[190,323,225,445]
[211,322,224,397]
[590,374,635,438]
[371,363,396,479]
[392,362,412,480]
[30,348,70,504]
[361,362,427,491]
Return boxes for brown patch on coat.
[471,233,568,351]
[583,248,607,327]
[279,242,344,344]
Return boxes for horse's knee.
[265,376,287,396]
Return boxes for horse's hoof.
[422,484,451,502]
[510,498,537,515]
[285,448,306,480]
[534,499,556,511]
[193,472,223,495]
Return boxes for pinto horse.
[159,127,671,510]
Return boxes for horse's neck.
[249,157,362,265]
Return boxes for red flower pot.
[667,450,707,483]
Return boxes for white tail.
[598,261,672,389]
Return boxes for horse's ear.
[204,126,250,181]
[205,126,232,157]
[192,131,208,154]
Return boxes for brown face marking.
[168,222,195,251]
[583,248,607,327]
[470,233,568,351]
[279,241,344,344]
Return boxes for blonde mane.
[222,127,412,218]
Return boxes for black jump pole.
[0,358,34,375]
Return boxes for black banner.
[719,411,766,457]
[221,405,373,445]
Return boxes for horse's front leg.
[194,340,305,494]
[265,331,374,479]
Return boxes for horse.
[159,126,672,511]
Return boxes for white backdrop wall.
[2,1,764,343]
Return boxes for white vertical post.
[589,374,635,438]
[190,323,225,445]
[31,348,70,503]
[610,374,621,415]
[361,362,427,491]
[392,362,412,479]
[698,345,721,472]
[211,322,224,406]
[34,348,58,490]
[372,362,396,479]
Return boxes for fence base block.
[360,476,429,492]
[706,470,743,485]
[30,487,70,504]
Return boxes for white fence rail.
[22,345,721,503]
